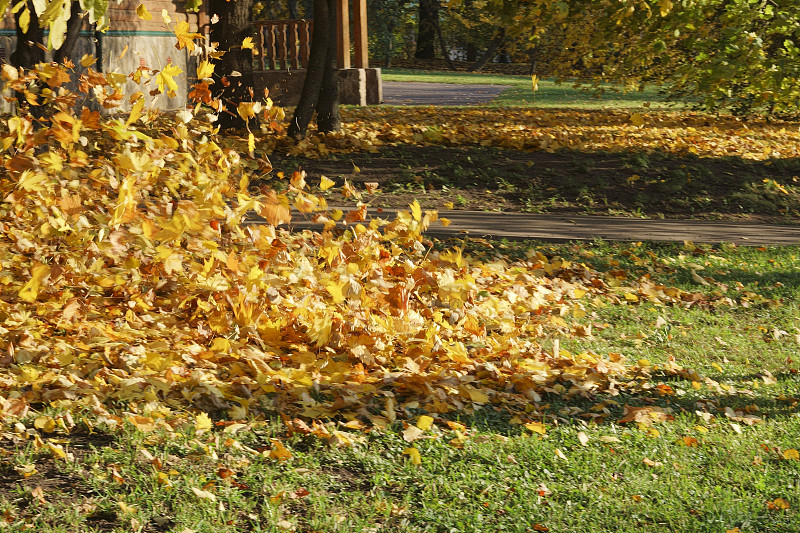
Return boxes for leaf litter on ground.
[0,113,766,445]
[261,107,800,161]
[0,60,790,458]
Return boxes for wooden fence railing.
[253,19,312,70]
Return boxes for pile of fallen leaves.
[262,107,800,161]
[0,100,738,437]
[0,55,761,440]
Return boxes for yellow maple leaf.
[319,176,335,191]
[783,449,799,461]
[325,280,346,304]
[126,97,144,127]
[269,439,293,461]
[410,200,422,222]
[525,421,547,435]
[237,101,261,121]
[196,59,214,80]
[175,21,202,51]
[768,497,790,510]
[416,415,434,431]
[136,4,152,20]
[19,264,50,303]
[80,54,96,67]
[195,412,213,431]
[241,36,254,50]
[156,63,182,96]
[403,447,422,465]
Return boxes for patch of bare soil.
[264,145,800,224]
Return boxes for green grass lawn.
[3,239,800,532]
[382,69,679,110]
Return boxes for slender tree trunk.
[53,1,83,65]
[415,0,437,59]
[209,0,257,130]
[466,42,477,63]
[434,13,455,69]
[316,0,340,133]
[383,18,396,68]
[467,27,505,72]
[288,0,299,19]
[288,0,330,138]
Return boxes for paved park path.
[293,81,800,246]
[382,81,508,106]
[280,209,800,246]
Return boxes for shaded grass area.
[382,69,676,110]
[2,240,800,532]
[271,145,800,223]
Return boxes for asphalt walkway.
[382,81,508,106]
[284,81,800,246]
[279,209,800,246]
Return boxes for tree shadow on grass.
[431,370,800,438]
[266,145,800,223]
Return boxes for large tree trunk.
[288,0,330,138]
[53,1,83,65]
[316,0,340,133]
[10,1,46,70]
[415,0,437,60]
[209,0,257,130]
[11,2,46,125]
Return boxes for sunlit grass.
[3,239,800,532]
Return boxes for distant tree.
[446,0,800,116]
[414,0,437,59]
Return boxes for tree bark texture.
[288,0,330,138]
[209,0,257,130]
[315,0,340,133]
[53,1,84,65]
[467,27,505,72]
[434,11,455,69]
[10,1,45,70]
[415,0,437,59]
